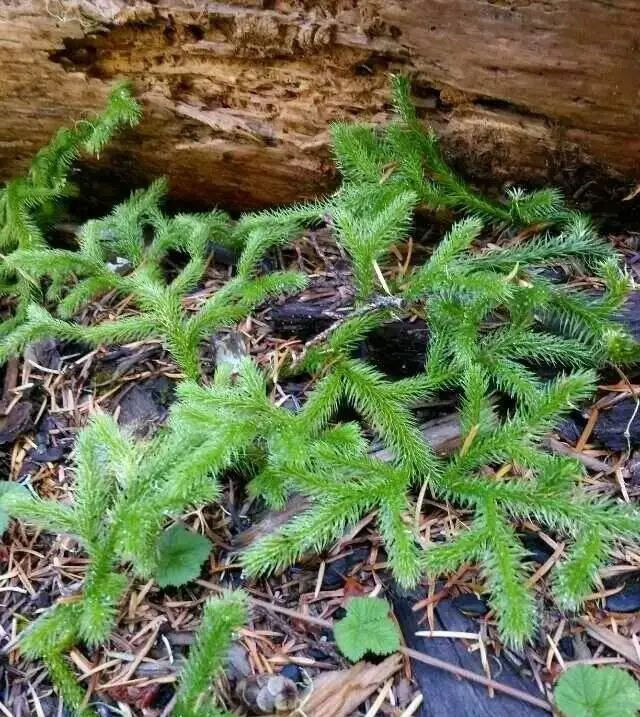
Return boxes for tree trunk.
[1,1,638,210]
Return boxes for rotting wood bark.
[272,299,429,377]
[391,590,551,716]
[195,580,554,715]
[1,1,639,210]
[271,291,640,380]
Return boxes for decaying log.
[271,300,340,342]
[272,290,640,383]
[1,1,639,210]
[391,589,550,717]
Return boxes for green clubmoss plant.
[175,360,640,647]
[0,411,252,713]
[332,75,569,226]
[174,591,248,717]
[0,180,311,378]
[0,83,141,336]
[2,75,640,714]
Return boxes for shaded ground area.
[2,220,640,717]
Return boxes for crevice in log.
[2,1,640,210]
[470,95,552,123]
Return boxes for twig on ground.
[196,579,553,712]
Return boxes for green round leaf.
[153,524,212,588]
[555,665,640,717]
[334,597,400,663]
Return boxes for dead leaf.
[623,183,640,201]
[342,575,368,600]
[269,654,402,717]
[578,618,640,666]
[105,684,160,708]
